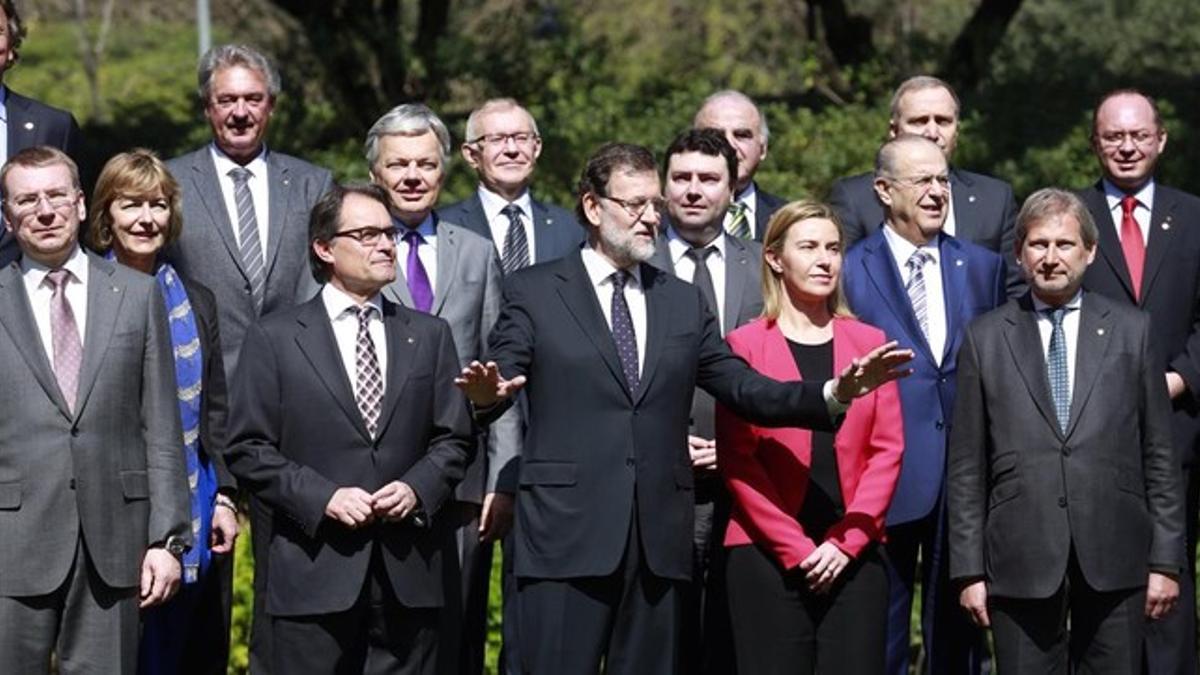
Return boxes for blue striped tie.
[1046,308,1070,433]
[905,249,934,341]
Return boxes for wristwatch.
[164,535,188,560]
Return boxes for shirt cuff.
[823,380,850,417]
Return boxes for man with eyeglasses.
[456,141,914,674]
[224,182,474,674]
[365,103,521,675]
[693,90,786,242]
[830,76,1020,296]
[163,43,333,674]
[842,135,1006,675]
[0,146,188,674]
[1077,89,1200,675]
[439,98,581,274]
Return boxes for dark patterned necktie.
[610,270,640,393]
[684,246,719,321]
[1046,307,1070,433]
[354,305,383,436]
[228,167,265,313]
[500,203,530,274]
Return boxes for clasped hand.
[325,482,418,528]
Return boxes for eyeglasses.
[888,173,950,192]
[331,226,398,247]
[468,132,539,147]
[6,190,79,215]
[1096,130,1160,148]
[600,194,666,219]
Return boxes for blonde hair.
[759,200,853,320]
[87,149,183,253]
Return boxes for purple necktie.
[402,228,434,312]
[47,268,83,412]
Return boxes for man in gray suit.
[163,43,333,674]
[0,146,189,674]
[366,103,520,675]
[438,98,581,270]
[649,128,763,675]
[949,188,1183,672]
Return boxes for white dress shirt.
[943,188,957,238]
[0,86,9,166]
[1103,178,1154,247]
[322,284,388,396]
[665,227,727,332]
[22,246,90,355]
[477,186,536,262]
[394,213,439,296]
[725,183,760,239]
[1032,290,1083,402]
[883,225,947,365]
[210,144,271,258]
[581,245,646,377]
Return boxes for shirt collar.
[210,143,269,179]
[477,185,533,224]
[394,212,436,239]
[0,85,9,124]
[882,223,941,268]
[1103,177,1155,212]
[1031,289,1084,314]
[666,226,726,266]
[581,244,642,289]
[321,282,384,322]
[22,244,88,284]
[734,182,758,214]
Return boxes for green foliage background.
[13,1,1200,673]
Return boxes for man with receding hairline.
[694,90,787,242]
[1078,88,1200,675]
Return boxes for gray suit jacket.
[165,146,333,383]
[382,217,521,499]
[649,232,764,442]
[437,191,583,265]
[948,292,1183,598]
[0,253,188,595]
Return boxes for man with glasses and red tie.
[456,142,914,674]
[224,182,473,674]
[1077,89,1200,675]
[365,103,521,675]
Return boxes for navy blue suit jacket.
[437,191,582,265]
[843,230,1006,524]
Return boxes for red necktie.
[1120,194,1145,301]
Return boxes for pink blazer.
[717,316,904,569]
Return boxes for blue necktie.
[1046,308,1070,433]
[610,270,640,393]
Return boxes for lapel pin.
[1162,222,1170,230]
[282,178,290,186]
[111,286,120,293]
[406,337,414,344]
[955,259,964,266]
[23,122,33,130]
[1097,328,1105,336]
[968,195,976,203]
[547,218,554,224]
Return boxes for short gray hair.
[889,75,960,122]
[197,44,281,102]
[695,89,770,143]
[1015,188,1097,250]
[464,98,540,144]
[365,103,452,167]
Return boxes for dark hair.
[308,182,393,283]
[0,1,26,66]
[663,128,738,188]
[574,142,657,227]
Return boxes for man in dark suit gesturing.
[1077,89,1200,675]
[949,188,1183,672]
[438,98,581,269]
[457,142,912,674]
[224,183,474,674]
[0,147,188,674]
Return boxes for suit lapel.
[433,216,458,316]
[635,264,670,405]
[373,301,415,439]
[0,263,70,417]
[723,234,752,335]
[189,152,246,279]
[263,153,290,286]
[1142,187,1177,300]
[293,298,373,442]
[463,194,491,242]
[1065,294,1110,438]
[1083,183,1137,302]
[950,169,977,240]
[6,92,35,156]
[555,254,630,400]
[73,255,123,419]
[531,199,560,263]
[939,236,966,363]
[1002,296,1062,437]
[859,236,936,363]
[381,217,417,307]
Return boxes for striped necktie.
[905,249,934,341]
[500,203,530,274]
[228,167,265,313]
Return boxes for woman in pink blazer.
[717,200,904,675]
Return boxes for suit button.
[69,479,76,490]
[625,458,635,467]
[1058,496,1067,507]
[935,421,944,431]
[70,428,79,437]
[1062,446,1071,456]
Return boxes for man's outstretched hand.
[454,361,527,407]
[832,340,914,402]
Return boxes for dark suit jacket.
[181,276,235,492]
[842,231,1007,525]
[0,253,188,595]
[165,146,333,384]
[481,251,834,582]
[223,296,474,616]
[1079,181,1200,465]
[948,293,1183,597]
[437,191,582,265]
[0,88,85,268]
[750,185,787,243]
[831,168,1021,293]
